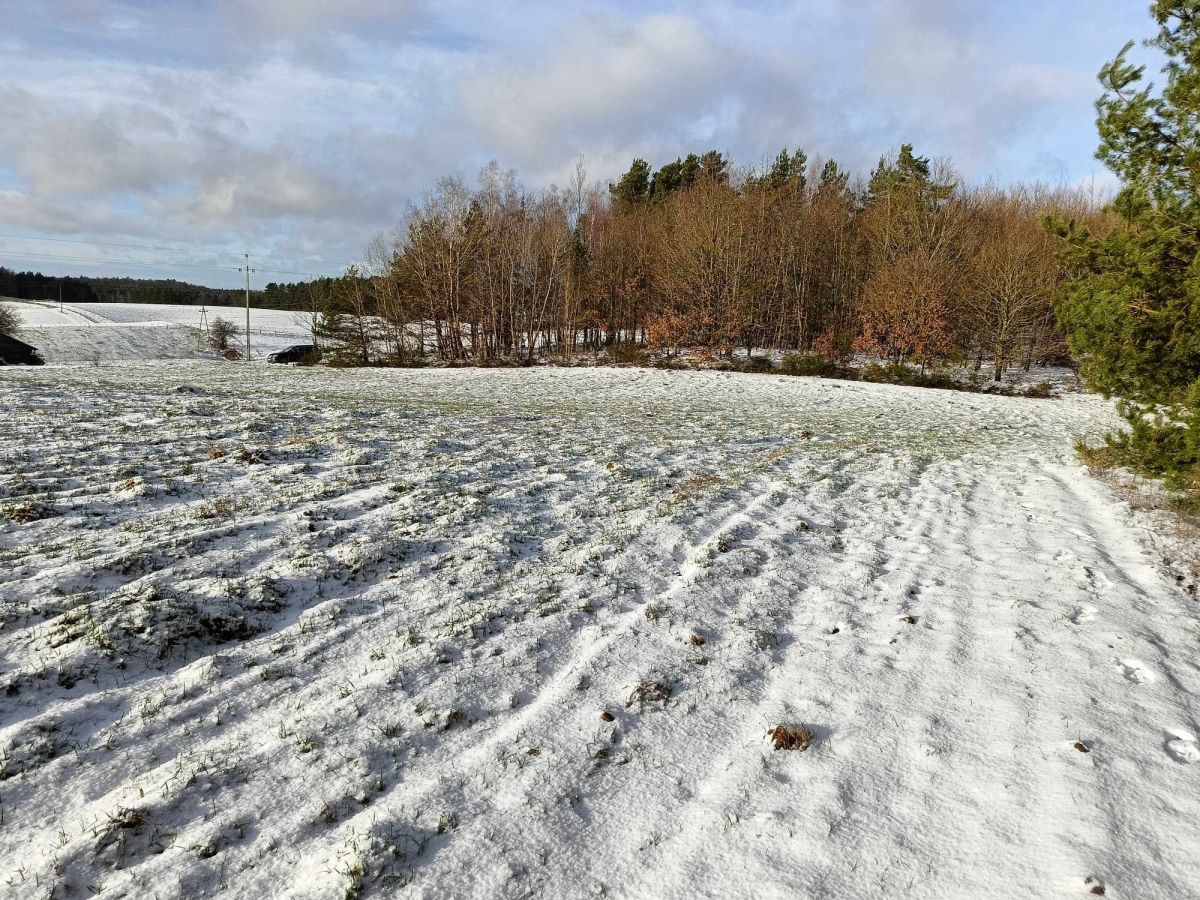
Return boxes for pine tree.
[698,150,729,184]
[680,153,701,187]
[818,159,849,194]
[609,159,651,206]
[867,144,944,203]
[1056,1,1200,492]
[650,159,685,199]
[764,147,808,192]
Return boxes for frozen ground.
[1,365,1198,900]
[0,299,311,362]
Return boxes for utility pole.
[198,305,209,352]
[58,283,63,313]
[241,253,255,362]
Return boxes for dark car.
[0,333,45,366]
[267,344,320,365]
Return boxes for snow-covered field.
[1,363,1198,900]
[1,299,312,362]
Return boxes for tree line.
[310,148,1106,380]
[0,267,327,312]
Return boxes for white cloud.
[464,16,724,156]
[0,0,1159,286]
[229,0,420,36]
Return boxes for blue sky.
[0,0,1159,289]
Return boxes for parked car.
[267,344,320,365]
[0,333,44,365]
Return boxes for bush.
[0,303,20,337]
[208,316,238,351]
[606,345,648,366]
[910,370,965,392]
[1107,398,1200,488]
[322,349,367,368]
[650,355,686,370]
[382,352,427,368]
[740,354,775,374]
[474,355,526,368]
[1024,380,1055,399]
[858,362,900,384]
[779,353,840,378]
[858,363,970,392]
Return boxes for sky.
[0,0,1161,289]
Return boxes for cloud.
[0,0,1158,286]
[462,16,732,163]
[855,0,1098,171]
[229,0,421,37]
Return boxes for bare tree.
[208,316,238,351]
[966,189,1060,380]
[346,148,1104,373]
[0,304,21,337]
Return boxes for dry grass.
[196,499,234,519]
[1076,442,1118,472]
[234,447,263,464]
[1081,461,1200,586]
[626,680,671,710]
[769,724,815,752]
[673,474,717,502]
[2,501,55,524]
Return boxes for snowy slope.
[0,298,103,327]
[1,299,312,362]
[68,302,319,356]
[0,365,1196,900]
[18,324,208,363]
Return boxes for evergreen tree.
[609,159,651,206]
[818,159,850,194]
[866,144,945,202]
[679,153,702,187]
[650,159,685,199]
[698,150,729,184]
[1056,1,1200,493]
[763,147,808,191]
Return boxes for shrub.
[859,363,966,392]
[1106,398,1200,490]
[779,353,839,378]
[859,362,900,384]
[208,316,238,351]
[740,354,775,374]
[0,304,20,337]
[606,344,648,366]
[474,355,523,368]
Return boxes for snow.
[72,301,313,338]
[0,364,1197,899]
[1,299,313,362]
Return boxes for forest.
[0,268,323,311]
[306,145,1106,380]
[2,146,1107,381]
